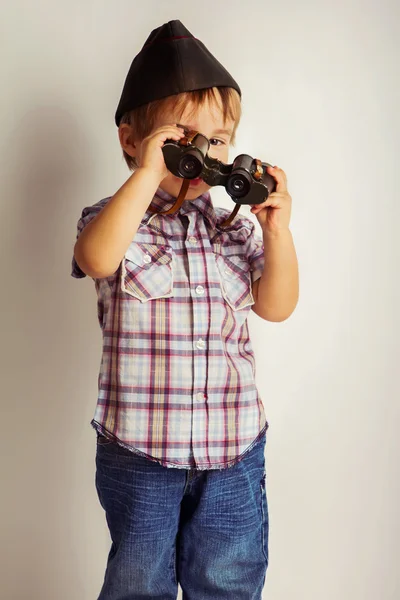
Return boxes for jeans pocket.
[96,432,114,446]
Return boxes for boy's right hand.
[137,125,185,181]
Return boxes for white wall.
[1,1,399,598]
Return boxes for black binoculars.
[162,129,276,205]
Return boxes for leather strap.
[148,178,240,227]
[148,179,191,215]
[220,203,240,227]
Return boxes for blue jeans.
[95,431,269,600]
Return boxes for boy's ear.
[118,124,138,158]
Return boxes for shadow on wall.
[3,104,106,599]
[9,105,92,275]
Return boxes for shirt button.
[195,285,205,295]
[196,392,205,401]
[189,236,197,245]
[143,254,151,264]
[196,338,206,350]
[224,268,230,275]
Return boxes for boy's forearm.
[255,229,299,322]
[74,167,162,278]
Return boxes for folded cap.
[115,19,241,126]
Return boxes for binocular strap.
[148,178,240,227]
[148,179,191,216]
[220,203,240,228]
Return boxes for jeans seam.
[260,469,269,565]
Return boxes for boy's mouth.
[189,178,203,186]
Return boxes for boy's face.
[144,96,235,200]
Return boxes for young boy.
[72,19,298,600]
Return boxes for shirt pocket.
[214,252,255,311]
[121,242,173,302]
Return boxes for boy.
[72,19,298,600]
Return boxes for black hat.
[115,19,241,127]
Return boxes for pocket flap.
[216,253,251,279]
[125,243,172,269]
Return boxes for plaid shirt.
[72,186,268,470]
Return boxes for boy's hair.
[119,86,241,171]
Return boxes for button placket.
[185,221,208,438]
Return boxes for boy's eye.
[209,138,225,146]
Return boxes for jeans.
[95,431,269,600]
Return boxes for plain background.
[1,1,399,598]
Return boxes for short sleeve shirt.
[72,186,268,470]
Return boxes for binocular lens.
[227,171,251,198]
[233,179,244,192]
[178,151,203,179]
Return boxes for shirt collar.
[144,185,218,230]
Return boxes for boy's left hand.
[250,166,292,234]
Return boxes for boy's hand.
[137,125,185,180]
[250,166,292,235]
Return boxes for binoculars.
[162,129,276,205]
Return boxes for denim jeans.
[95,430,269,600]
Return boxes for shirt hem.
[91,419,269,471]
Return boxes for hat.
[115,19,241,126]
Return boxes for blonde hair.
[119,86,242,170]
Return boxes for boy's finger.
[267,165,288,191]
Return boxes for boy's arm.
[74,167,161,279]
[251,229,299,322]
